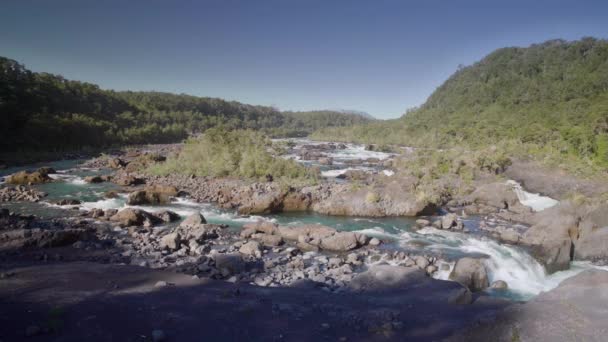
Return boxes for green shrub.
[148,128,318,184]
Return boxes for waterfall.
[506,180,558,212]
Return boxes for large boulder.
[154,210,180,223]
[239,241,262,257]
[241,221,279,235]
[6,171,51,185]
[573,203,608,262]
[464,182,520,211]
[319,232,359,252]
[177,224,224,243]
[180,212,207,227]
[449,257,489,292]
[311,180,437,217]
[110,208,160,227]
[521,202,579,273]
[126,186,178,205]
[113,173,145,186]
[348,265,427,292]
[160,232,181,251]
[252,233,283,247]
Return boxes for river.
[1,139,604,301]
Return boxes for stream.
[1,140,604,302]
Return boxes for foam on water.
[506,180,559,212]
[383,170,395,176]
[414,227,600,299]
[354,226,402,241]
[49,173,87,185]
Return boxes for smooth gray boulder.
[449,257,489,292]
[180,212,207,227]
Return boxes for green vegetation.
[148,128,318,184]
[0,56,369,153]
[312,38,608,175]
[394,147,514,205]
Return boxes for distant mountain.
[0,57,370,151]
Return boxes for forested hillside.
[0,57,369,152]
[313,38,608,170]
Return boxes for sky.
[1,0,607,118]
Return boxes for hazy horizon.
[1,0,607,118]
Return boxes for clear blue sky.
[1,0,607,118]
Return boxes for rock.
[6,170,51,184]
[154,210,180,223]
[296,241,319,252]
[499,229,520,244]
[104,191,119,199]
[240,227,257,238]
[573,203,608,262]
[253,233,283,247]
[318,157,333,165]
[107,157,126,169]
[113,173,145,186]
[320,232,359,252]
[177,223,224,243]
[448,287,473,305]
[521,202,578,273]
[415,256,430,269]
[441,213,458,229]
[90,208,105,218]
[449,257,489,292]
[242,221,279,235]
[369,237,381,246]
[36,167,56,175]
[214,253,245,275]
[160,232,181,251]
[239,241,262,257]
[278,224,335,242]
[465,182,520,211]
[84,175,104,183]
[54,199,81,206]
[127,187,177,205]
[180,212,207,227]
[349,265,427,292]
[110,208,160,227]
[491,280,508,290]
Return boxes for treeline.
[0,57,369,152]
[313,38,608,171]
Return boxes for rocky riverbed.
[2,140,608,341]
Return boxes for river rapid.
[1,139,604,302]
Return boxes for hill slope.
[0,57,369,152]
[313,38,608,168]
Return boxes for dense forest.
[312,38,608,171]
[0,57,370,152]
